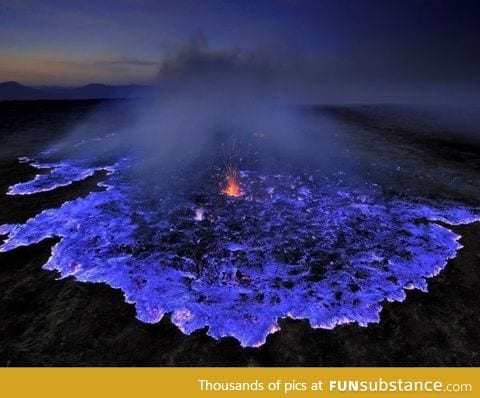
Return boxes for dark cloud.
[95,56,159,67]
[1,0,479,101]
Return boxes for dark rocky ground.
[0,100,479,366]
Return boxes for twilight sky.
[0,0,479,101]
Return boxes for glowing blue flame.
[1,155,478,347]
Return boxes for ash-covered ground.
[0,100,479,365]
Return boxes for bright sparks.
[222,172,243,197]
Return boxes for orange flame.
[222,173,243,197]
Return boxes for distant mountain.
[0,81,151,101]
[0,81,45,101]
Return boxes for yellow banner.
[0,368,477,398]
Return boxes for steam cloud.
[53,35,345,184]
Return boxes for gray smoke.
[54,35,346,181]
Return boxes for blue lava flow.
[1,152,479,347]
